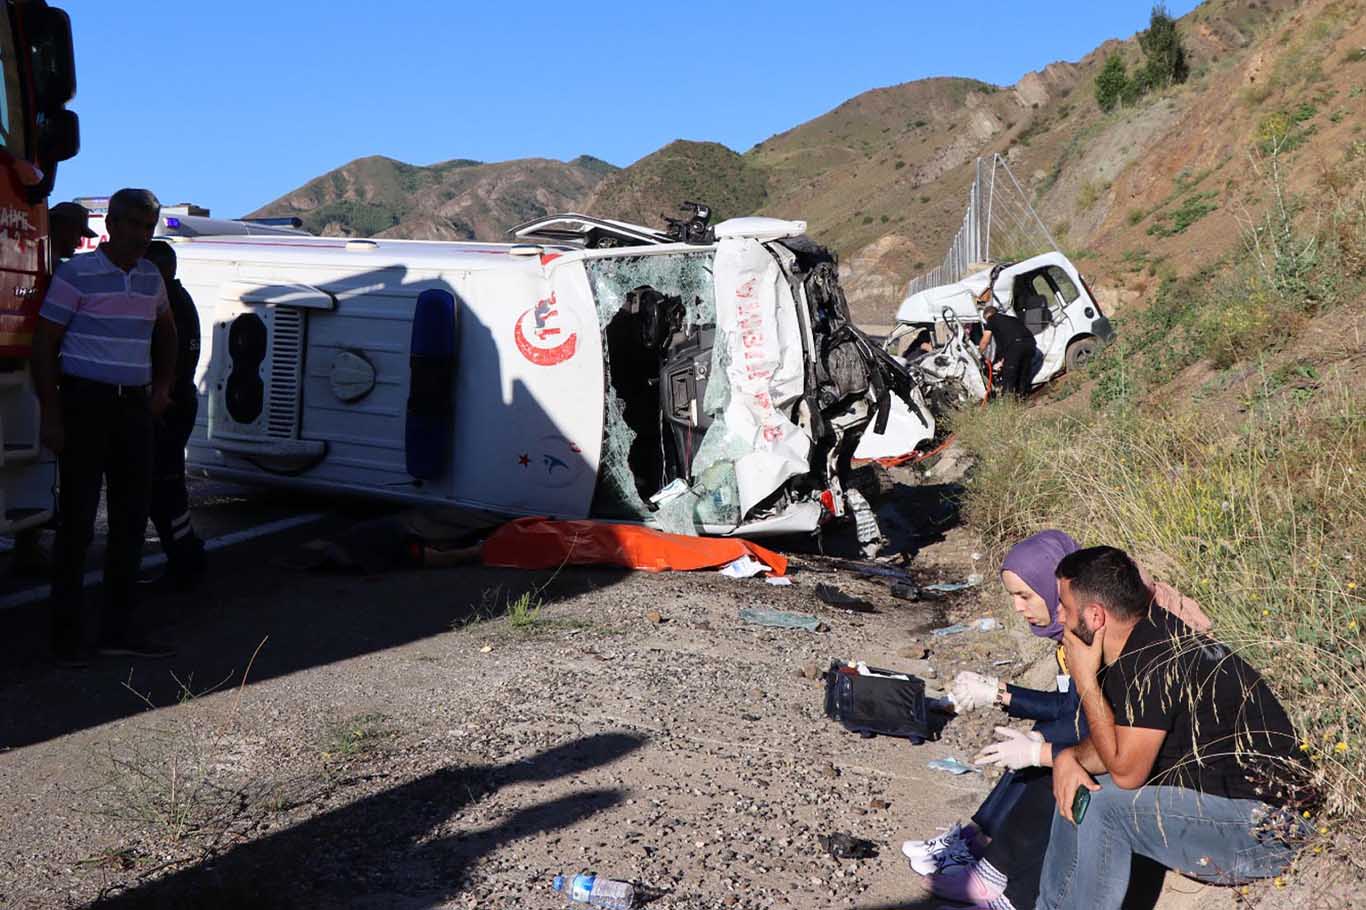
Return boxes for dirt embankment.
[2,455,1279,909]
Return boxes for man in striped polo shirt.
[32,188,179,665]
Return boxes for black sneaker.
[97,637,175,659]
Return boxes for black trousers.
[149,390,203,572]
[1000,340,1037,398]
[50,378,154,652]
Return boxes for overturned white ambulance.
[172,216,932,537]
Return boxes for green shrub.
[1146,192,1218,237]
[1095,53,1130,112]
[1137,3,1189,90]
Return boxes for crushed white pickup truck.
[886,250,1115,394]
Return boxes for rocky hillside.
[250,0,1363,324]
[583,140,769,226]
[247,154,617,241]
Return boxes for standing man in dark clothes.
[9,203,98,578]
[142,241,205,588]
[978,305,1037,398]
[32,189,179,665]
[1039,547,1312,909]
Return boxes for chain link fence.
[905,154,1057,297]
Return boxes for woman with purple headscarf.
[902,530,1208,910]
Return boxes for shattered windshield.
[585,252,723,524]
[586,251,716,330]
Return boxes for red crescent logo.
[514,293,579,366]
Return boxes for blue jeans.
[1037,777,1308,909]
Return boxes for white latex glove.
[949,671,999,713]
[974,726,1045,770]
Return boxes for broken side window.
[586,253,719,523]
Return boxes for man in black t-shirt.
[978,305,1036,398]
[1037,546,1312,910]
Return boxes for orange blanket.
[481,517,787,576]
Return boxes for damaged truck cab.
[176,217,925,537]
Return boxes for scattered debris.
[739,607,823,632]
[833,560,914,582]
[922,578,981,594]
[821,761,840,780]
[814,583,876,613]
[845,489,885,559]
[817,832,878,861]
[798,661,823,680]
[646,610,664,624]
[869,798,891,811]
[930,617,999,637]
[927,757,980,775]
[719,555,770,579]
[479,645,493,654]
[889,581,920,600]
[765,576,793,586]
[897,658,936,679]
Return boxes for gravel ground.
[0,456,1264,909]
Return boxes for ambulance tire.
[1065,336,1099,373]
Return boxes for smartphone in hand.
[1072,786,1091,825]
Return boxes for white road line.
[0,512,326,612]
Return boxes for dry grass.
[952,392,1366,822]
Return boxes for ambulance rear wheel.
[1065,336,1099,373]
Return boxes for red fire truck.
[0,0,77,534]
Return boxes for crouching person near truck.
[1040,547,1313,909]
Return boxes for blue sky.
[53,1,1200,218]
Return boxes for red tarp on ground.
[481,517,788,576]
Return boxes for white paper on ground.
[764,576,792,586]
[712,236,811,516]
[719,555,768,579]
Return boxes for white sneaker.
[901,823,971,876]
[929,854,1007,903]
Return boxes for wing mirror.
[28,5,77,115]
[39,109,79,163]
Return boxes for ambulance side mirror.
[28,6,77,115]
[39,109,79,163]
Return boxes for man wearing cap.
[49,201,97,260]
[31,188,179,665]
[9,202,98,578]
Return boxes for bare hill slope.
[247,0,1362,328]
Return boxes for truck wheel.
[1065,337,1099,373]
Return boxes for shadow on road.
[88,731,646,908]
[0,526,628,750]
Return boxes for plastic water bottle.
[552,873,635,909]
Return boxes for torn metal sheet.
[712,236,811,515]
